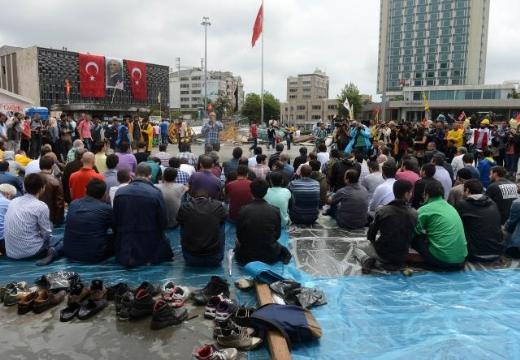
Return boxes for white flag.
[343,97,350,111]
[114,80,124,90]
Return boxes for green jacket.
[414,196,467,264]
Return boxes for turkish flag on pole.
[126,60,147,101]
[79,54,105,98]
[251,3,263,47]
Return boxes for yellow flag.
[422,91,429,112]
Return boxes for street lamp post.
[201,16,211,119]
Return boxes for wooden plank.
[255,283,292,360]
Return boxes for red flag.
[65,79,71,97]
[458,111,466,121]
[79,54,105,98]
[251,4,263,47]
[126,60,147,101]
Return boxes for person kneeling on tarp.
[412,180,467,270]
[176,189,227,266]
[4,173,63,265]
[235,179,291,265]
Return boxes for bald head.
[81,152,96,167]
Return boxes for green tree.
[170,110,183,119]
[214,95,233,120]
[508,89,520,99]
[337,83,363,119]
[241,92,280,124]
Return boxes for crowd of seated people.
[3,114,520,274]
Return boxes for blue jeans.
[182,248,224,267]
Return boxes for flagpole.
[260,0,264,126]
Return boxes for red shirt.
[69,168,104,201]
[251,124,258,138]
[225,179,253,221]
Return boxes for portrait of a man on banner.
[105,58,124,88]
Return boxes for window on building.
[191,97,199,102]
[180,84,189,88]
[180,90,189,94]
[191,90,201,94]
[302,81,311,85]
[296,115,305,120]
[289,95,297,99]
[180,77,189,81]
[180,104,190,109]
[328,105,337,110]
[180,97,190,102]
[483,89,498,100]
[296,105,306,110]
[191,76,201,80]
[311,105,321,110]
[303,88,311,92]
[303,95,311,99]
[289,88,297,93]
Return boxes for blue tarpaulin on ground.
[2,224,520,359]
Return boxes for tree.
[170,110,183,119]
[214,95,233,120]
[508,89,520,99]
[241,92,280,124]
[337,83,363,119]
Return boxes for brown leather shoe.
[33,289,66,314]
[18,291,39,315]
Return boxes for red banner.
[79,54,105,98]
[126,60,147,101]
[251,4,263,47]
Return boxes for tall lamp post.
[201,16,211,118]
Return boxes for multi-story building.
[286,69,329,101]
[377,0,490,94]
[0,45,169,116]
[169,68,244,115]
[281,69,337,129]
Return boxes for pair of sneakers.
[161,281,190,308]
[192,344,237,360]
[205,295,237,322]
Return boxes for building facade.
[169,68,244,115]
[281,99,338,130]
[281,69,337,129]
[377,0,490,94]
[286,69,329,101]
[0,45,169,116]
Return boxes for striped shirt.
[175,169,191,185]
[4,194,52,259]
[178,152,197,166]
[287,178,321,220]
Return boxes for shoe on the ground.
[216,327,262,351]
[192,276,230,305]
[17,291,39,315]
[234,278,254,290]
[129,288,155,320]
[231,306,256,328]
[213,319,255,339]
[60,281,91,322]
[33,289,66,314]
[3,282,30,306]
[215,299,238,322]
[150,300,188,330]
[193,344,238,360]
[205,295,226,319]
[117,290,135,320]
[163,284,190,308]
[136,281,160,297]
[107,282,131,302]
[77,280,108,320]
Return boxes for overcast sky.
[1,0,520,102]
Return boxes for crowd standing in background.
[1,109,520,273]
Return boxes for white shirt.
[24,159,41,176]
[433,166,452,200]
[451,154,465,180]
[317,152,330,171]
[109,183,129,206]
[248,156,257,168]
[369,178,396,212]
[180,163,196,176]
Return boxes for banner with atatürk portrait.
[105,58,124,89]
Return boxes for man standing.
[235,179,290,264]
[77,115,93,150]
[201,112,223,152]
[140,117,154,153]
[5,174,62,265]
[113,163,173,266]
[69,152,104,201]
[413,180,467,270]
[6,113,22,152]
[29,114,43,159]
[39,155,64,226]
[64,179,114,263]
[485,166,518,224]
[160,118,170,146]
[249,122,258,151]
[288,165,321,225]
[455,179,504,262]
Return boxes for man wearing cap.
[473,119,492,153]
[201,112,223,152]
